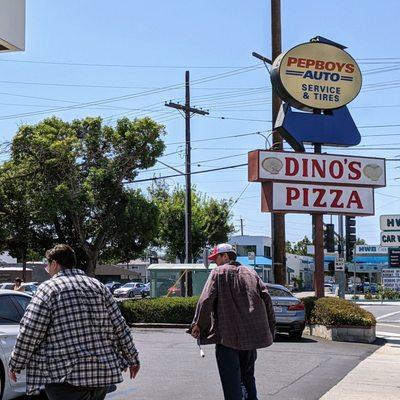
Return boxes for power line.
[0,65,263,121]
[127,163,247,184]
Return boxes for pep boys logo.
[285,57,355,82]
[271,41,362,110]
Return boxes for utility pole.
[240,218,244,236]
[313,143,325,298]
[271,0,286,285]
[165,71,209,297]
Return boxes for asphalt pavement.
[361,302,400,339]
[103,328,379,400]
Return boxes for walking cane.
[197,338,205,358]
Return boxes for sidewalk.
[319,337,400,400]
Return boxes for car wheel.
[289,330,303,341]
[129,291,135,298]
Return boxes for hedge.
[119,297,199,324]
[119,295,376,328]
[302,296,376,327]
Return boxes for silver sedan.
[267,283,306,340]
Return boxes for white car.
[113,282,147,298]
[0,289,32,400]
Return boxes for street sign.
[380,215,400,231]
[380,231,400,247]
[248,151,386,188]
[262,182,374,215]
[382,269,400,290]
[335,258,345,271]
[389,248,400,268]
[0,0,25,52]
[355,245,388,255]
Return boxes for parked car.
[0,289,32,400]
[0,282,38,295]
[113,282,146,298]
[104,281,122,294]
[267,283,305,340]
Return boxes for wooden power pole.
[271,0,287,285]
[165,71,208,296]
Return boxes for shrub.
[311,297,376,327]
[119,296,199,324]
[364,292,373,300]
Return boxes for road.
[19,301,399,400]
[19,328,379,400]
[361,302,400,339]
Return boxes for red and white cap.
[208,243,236,261]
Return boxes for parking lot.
[106,328,380,400]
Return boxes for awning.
[237,256,272,267]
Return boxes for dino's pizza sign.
[248,150,385,215]
[248,151,386,187]
[270,41,362,111]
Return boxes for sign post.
[249,36,384,298]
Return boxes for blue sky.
[1,0,400,245]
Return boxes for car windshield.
[121,283,135,288]
[268,287,294,298]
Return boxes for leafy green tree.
[150,183,234,262]
[290,236,312,256]
[3,116,165,275]
[0,162,49,279]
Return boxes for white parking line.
[376,330,400,338]
[377,323,400,329]
[376,310,400,321]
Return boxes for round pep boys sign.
[271,41,362,111]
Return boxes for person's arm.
[191,269,218,337]
[9,288,51,376]
[258,278,276,338]
[104,290,140,369]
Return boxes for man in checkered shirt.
[8,244,140,400]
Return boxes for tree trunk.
[85,254,97,277]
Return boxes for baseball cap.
[208,243,236,261]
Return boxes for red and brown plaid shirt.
[192,261,276,350]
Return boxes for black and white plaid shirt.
[9,268,139,395]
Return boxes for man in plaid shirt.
[9,244,140,400]
[190,243,276,400]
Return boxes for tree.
[288,236,312,256]
[0,161,54,279]
[3,116,165,275]
[150,183,234,262]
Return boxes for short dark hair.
[14,277,22,283]
[45,244,77,269]
[227,252,237,261]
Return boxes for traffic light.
[324,223,335,253]
[328,261,335,273]
[345,216,356,262]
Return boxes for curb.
[129,323,190,329]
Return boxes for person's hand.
[191,324,200,339]
[129,364,140,379]
[9,370,17,382]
